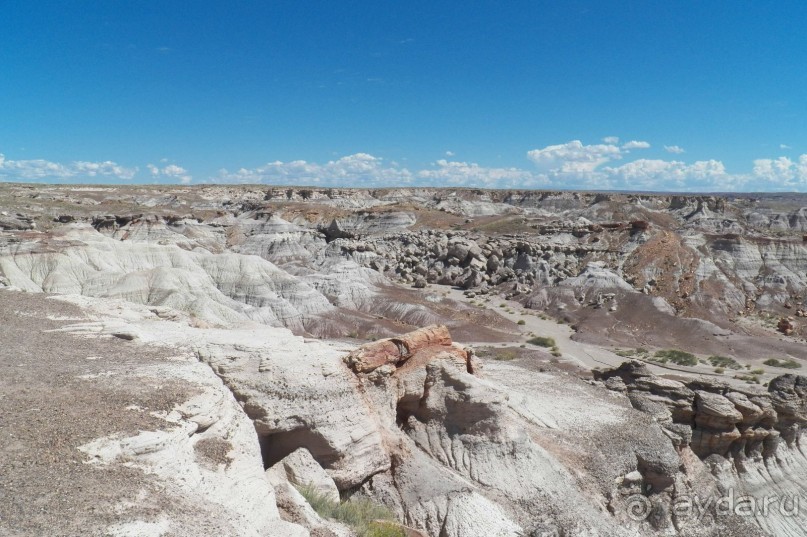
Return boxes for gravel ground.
[0,290,213,537]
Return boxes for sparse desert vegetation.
[735,374,762,384]
[652,349,698,367]
[481,348,519,361]
[297,485,404,537]
[527,336,557,348]
[763,358,802,369]
[527,336,562,357]
[615,348,650,358]
[708,355,742,370]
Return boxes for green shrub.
[763,358,802,369]
[653,349,698,366]
[527,336,557,348]
[491,349,518,361]
[517,319,526,325]
[708,355,742,370]
[296,485,404,537]
[366,522,407,537]
[735,374,761,384]
[750,368,765,375]
[298,485,337,518]
[714,367,725,374]
[615,348,651,359]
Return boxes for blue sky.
[2,1,807,191]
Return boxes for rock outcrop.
[595,360,807,461]
[597,361,807,535]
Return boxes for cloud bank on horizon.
[2,139,807,192]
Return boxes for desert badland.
[2,185,807,536]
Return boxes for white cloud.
[217,153,545,188]
[11,140,807,192]
[527,140,622,173]
[0,154,136,181]
[416,160,543,187]
[521,140,759,191]
[445,151,455,157]
[602,136,620,144]
[752,156,807,188]
[780,144,792,150]
[163,164,186,176]
[604,159,737,191]
[621,140,651,150]
[147,163,192,184]
[217,153,413,186]
[213,143,768,192]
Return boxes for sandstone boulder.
[694,391,743,430]
[778,317,795,335]
[276,447,340,504]
[725,392,764,425]
[599,362,807,465]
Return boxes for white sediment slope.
[0,226,334,330]
[33,293,772,536]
